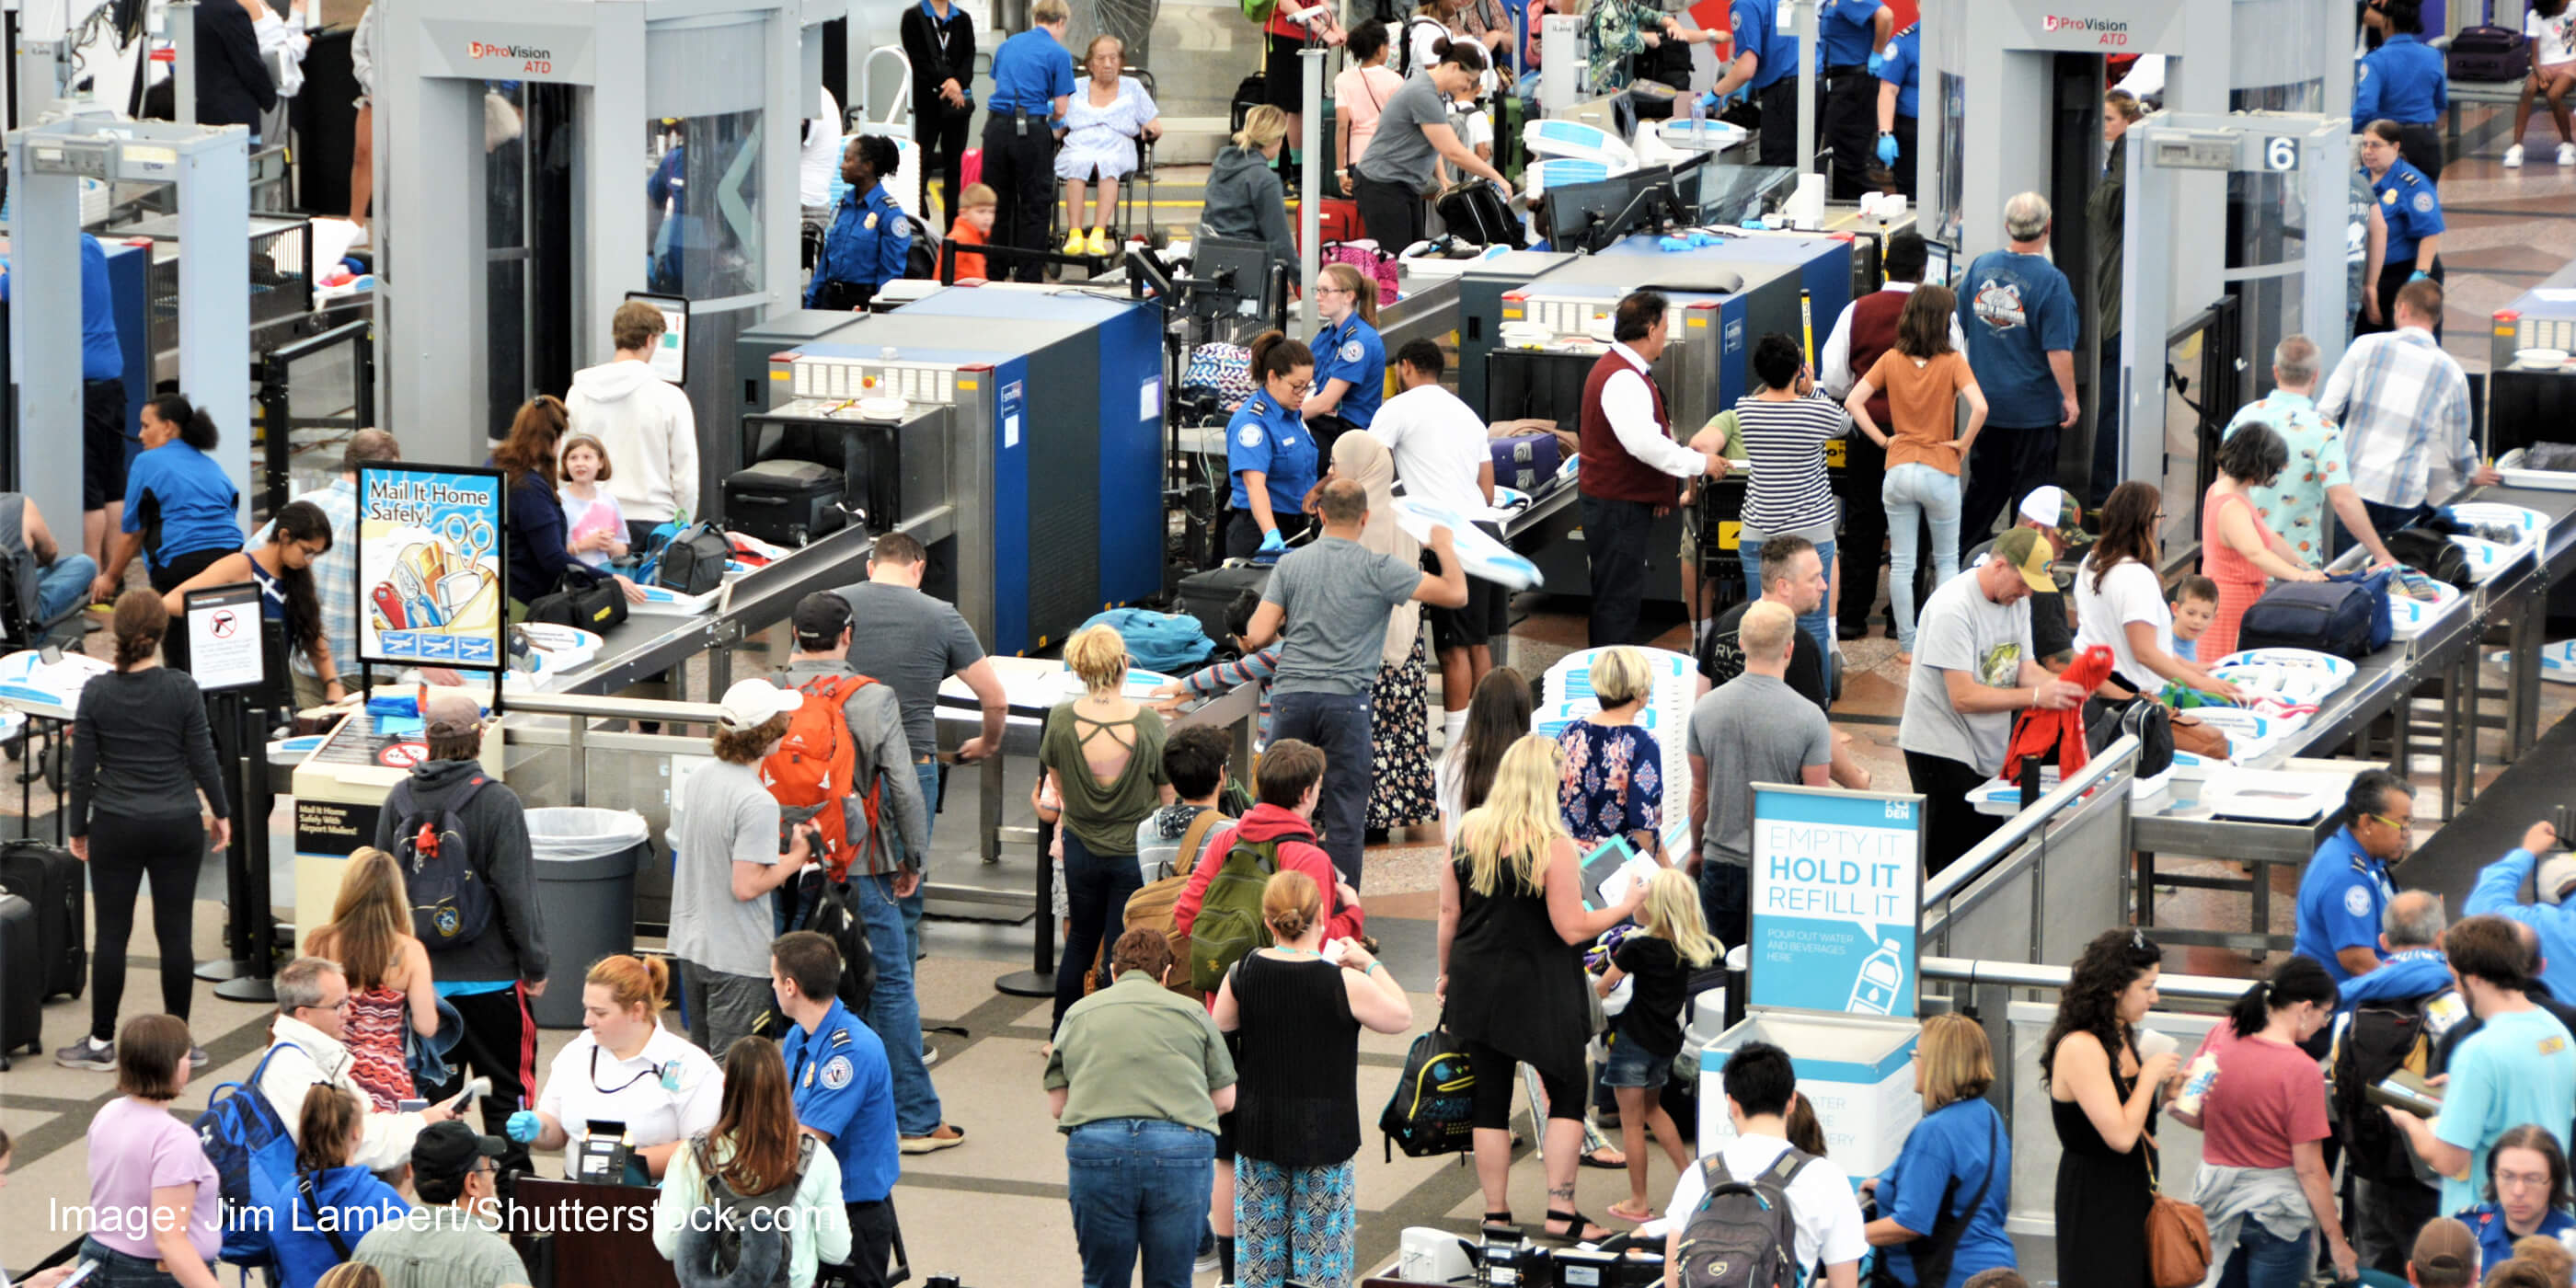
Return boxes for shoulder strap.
[1764,1148,1814,1189]
[1175,810,1229,880]
[299,1172,353,1260]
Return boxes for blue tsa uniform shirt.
[1226,392,1320,514]
[1310,315,1386,428]
[808,184,914,308]
[1879,23,1920,119]
[2294,826,2396,986]
[2354,34,2447,125]
[2372,160,2444,268]
[1729,0,1798,90]
[1814,0,1880,70]
[987,27,1075,116]
[0,234,121,380]
[785,998,901,1202]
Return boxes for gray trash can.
[525,807,651,1029]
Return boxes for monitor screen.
[1922,239,1957,287]
[1190,236,1273,319]
[1683,164,1799,226]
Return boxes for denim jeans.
[855,870,944,1136]
[1697,860,1748,957]
[1268,688,1371,885]
[1052,828,1144,1033]
[1738,535,1836,667]
[37,554,96,623]
[2216,1219,2312,1288]
[80,1237,179,1288]
[1065,1119,1216,1288]
[1881,464,1961,652]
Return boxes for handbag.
[523,564,629,631]
[2167,712,2232,761]
[2144,1139,2213,1288]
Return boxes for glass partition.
[647,111,767,301]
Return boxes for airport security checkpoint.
[11,0,2576,1284]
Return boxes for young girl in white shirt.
[558,434,629,569]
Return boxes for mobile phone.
[58,1259,101,1288]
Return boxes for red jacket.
[1171,803,1365,945]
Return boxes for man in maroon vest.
[1577,291,1728,648]
[1818,231,1963,642]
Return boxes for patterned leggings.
[1235,1156,1357,1288]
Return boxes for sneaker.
[1063,230,1088,255]
[190,1046,210,1070]
[1086,228,1112,256]
[1196,1248,1221,1274]
[900,1123,966,1154]
[2559,142,2575,167]
[2506,144,2527,168]
[921,1041,940,1068]
[56,1035,114,1070]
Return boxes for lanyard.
[591,1043,671,1095]
[920,1,956,58]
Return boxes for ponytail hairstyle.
[1248,330,1316,391]
[493,395,569,491]
[145,394,222,451]
[2225,952,2338,1039]
[110,588,167,672]
[1234,104,1289,153]
[295,1085,363,1173]
[267,500,333,667]
[1318,262,1381,327]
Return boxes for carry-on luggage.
[0,839,84,1000]
[0,892,44,1068]
[2235,571,2394,660]
[1178,562,1274,651]
[1231,74,1267,135]
[1434,179,1524,247]
[723,460,848,547]
[2449,2,2529,81]
[1490,431,1564,493]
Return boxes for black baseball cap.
[793,592,853,648]
[411,1120,507,1187]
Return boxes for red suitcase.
[960,148,983,190]
[1294,197,1366,251]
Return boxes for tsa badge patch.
[1239,425,1264,447]
[2344,885,2372,917]
[2413,192,2433,213]
[1340,340,1364,363]
[821,1054,854,1090]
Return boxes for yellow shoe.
[1063,229,1087,255]
[1087,227,1112,256]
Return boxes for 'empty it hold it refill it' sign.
[1747,786,1924,1018]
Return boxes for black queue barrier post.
[213,695,278,1003]
[993,809,1058,998]
[194,690,260,983]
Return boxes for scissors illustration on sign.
[436,514,498,614]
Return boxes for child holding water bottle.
[1593,867,1719,1224]
[558,434,629,569]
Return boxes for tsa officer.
[2293,767,2413,988]
[506,954,723,1180]
[1670,0,1800,167]
[2355,0,2449,180]
[1816,0,1891,199]
[1873,21,1920,199]
[2357,119,2445,339]
[808,134,914,312]
[981,0,1076,282]
[1302,261,1386,462]
[773,931,905,1288]
[1225,331,1320,559]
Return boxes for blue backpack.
[192,1043,301,1267]
[1081,608,1215,673]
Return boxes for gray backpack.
[673,1134,816,1288]
[1674,1148,1814,1288]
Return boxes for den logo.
[467,39,554,74]
[2041,13,2131,44]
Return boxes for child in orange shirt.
[948,183,996,282]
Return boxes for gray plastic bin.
[525,807,651,1029]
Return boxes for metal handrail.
[1920,734,2142,906]
[1920,955,2256,1004]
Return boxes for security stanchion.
[993,812,1058,997]
[213,695,278,1003]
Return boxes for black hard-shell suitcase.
[0,839,84,1000]
[1178,562,1273,652]
[723,460,847,547]
[0,892,44,1068]
[1435,180,1524,247]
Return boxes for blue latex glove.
[2409,270,2431,282]
[506,1110,543,1143]
[1867,51,1886,77]
[1687,231,1723,247]
[1699,89,1731,115]
[1658,236,1694,252]
[1876,133,1900,166]
[1257,528,1287,555]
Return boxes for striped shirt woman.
[1732,333,1852,669]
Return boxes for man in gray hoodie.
[566,300,700,546]
[373,687,550,1167]
[779,592,961,1152]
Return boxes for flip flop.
[1605,1201,1657,1224]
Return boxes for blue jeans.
[1738,535,1837,669]
[37,554,95,623]
[1067,1119,1216,1288]
[1698,859,1747,959]
[1052,828,1145,1033]
[80,1237,179,1288]
[1268,688,1371,886]
[855,870,945,1136]
[2216,1219,2311,1288]
[1881,465,1961,652]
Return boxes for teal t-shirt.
[2432,1006,2576,1213]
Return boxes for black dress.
[1231,950,1361,1167]
[1444,849,1589,1090]
[2051,1044,2156,1288]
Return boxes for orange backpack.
[762,673,887,882]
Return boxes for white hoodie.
[565,357,700,524]
[255,1013,430,1172]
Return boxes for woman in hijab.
[1326,432,1438,841]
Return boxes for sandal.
[1541,1209,1613,1245]
[1605,1200,1657,1224]
[1480,1212,1520,1240]
[1580,1145,1627,1169]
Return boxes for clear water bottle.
[1688,90,1705,130]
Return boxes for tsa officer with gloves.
[2355,0,2449,180]
[1816,0,1892,199]
[980,0,1077,282]
[2356,118,2444,338]
[1873,21,1920,199]
[773,931,906,1288]
[808,134,914,312]
[2294,768,2413,988]
[1225,331,1320,560]
[505,953,723,1180]
[1668,0,1800,167]
[2462,820,2576,1003]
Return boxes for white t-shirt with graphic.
[2531,6,2576,67]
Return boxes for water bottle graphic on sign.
[1848,938,1905,1015]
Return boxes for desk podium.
[511,1178,677,1288]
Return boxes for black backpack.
[2332,987,2457,1184]
[1676,1149,1813,1288]
[803,878,881,1012]
[387,775,496,949]
[1391,14,1446,76]
[2386,527,2473,590]
[1379,1022,1476,1160]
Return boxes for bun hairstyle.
[587,953,673,1019]
[1248,330,1316,387]
[1261,868,1323,941]
[1436,38,1489,73]
[145,394,223,451]
[111,588,167,671]
[852,133,902,180]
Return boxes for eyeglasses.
[1315,284,1352,296]
[2364,811,2410,833]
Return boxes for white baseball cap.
[2018,486,2069,527]
[716,679,801,730]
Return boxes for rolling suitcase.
[722,460,848,547]
[2448,2,2528,81]
[1177,562,1274,650]
[0,892,42,1068]
[0,839,84,1000]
